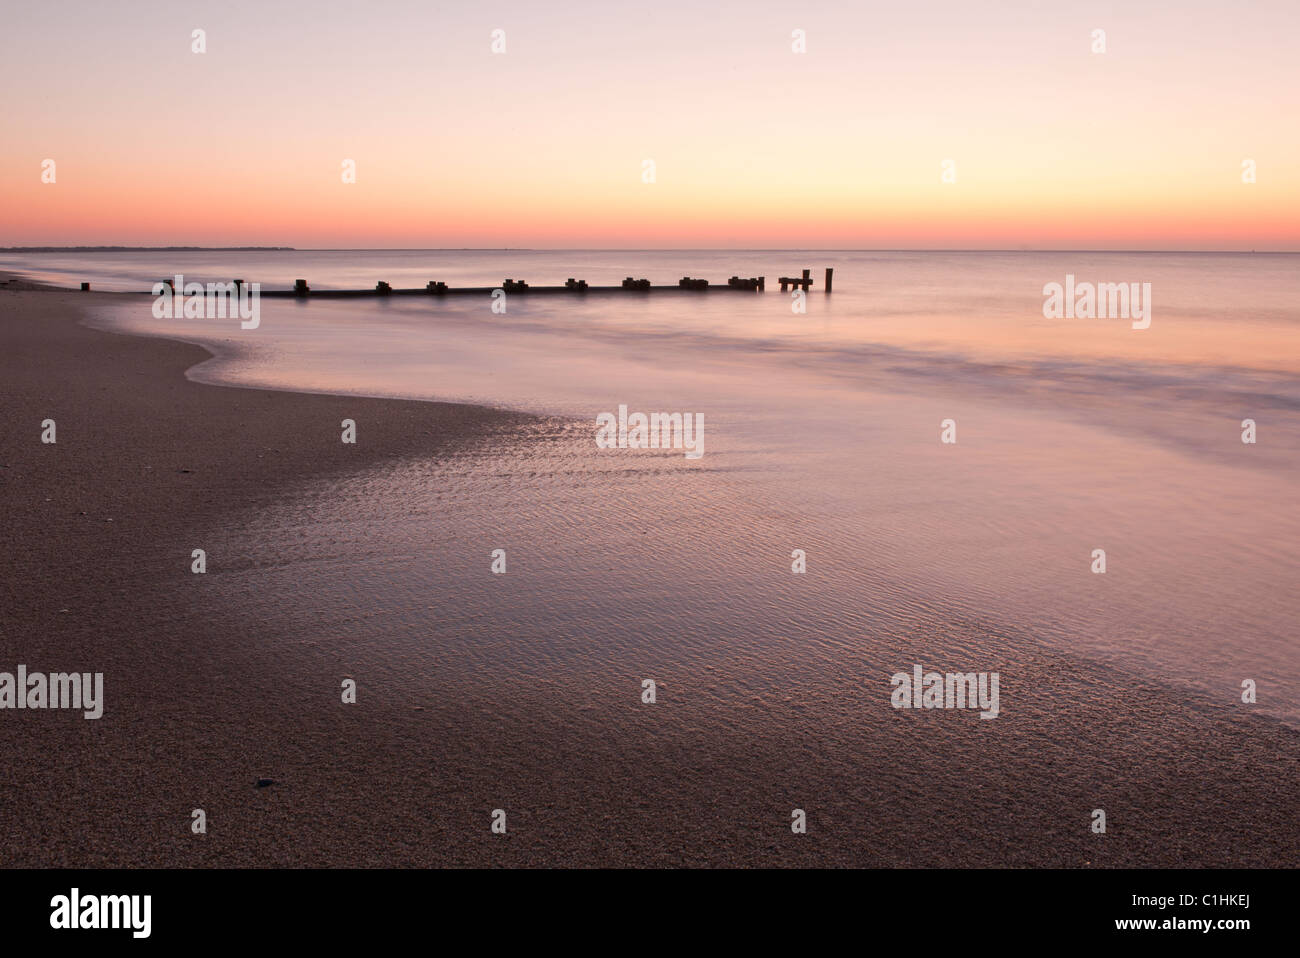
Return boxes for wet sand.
[0,283,1296,867]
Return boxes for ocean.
[7,248,1297,726]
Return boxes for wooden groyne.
[129,268,836,298]
[777,268,833,292]
[258,276,776,298]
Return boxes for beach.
[0,281,1296,868]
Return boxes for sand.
[0,283,1296,867]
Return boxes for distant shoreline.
[0,246,297,253]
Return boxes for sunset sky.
[2,0,1297,249]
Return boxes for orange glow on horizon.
[3,1,1298,249]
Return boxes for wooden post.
[801,268,811,291]
[80,282,90,291]
[824,267,833,293]
[294,279,309,296]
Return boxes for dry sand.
[0,283,1296,867]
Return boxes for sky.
[2,0,1297,249]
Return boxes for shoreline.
[0,285,543,866]
[0,285,1296,868]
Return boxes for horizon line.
[4,247,1298,255]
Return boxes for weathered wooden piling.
[251,271,784,298]
[80,282,90,291]
[777,269,814,293]
[825,267,833,293]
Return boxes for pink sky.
[3,0,1297,248]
